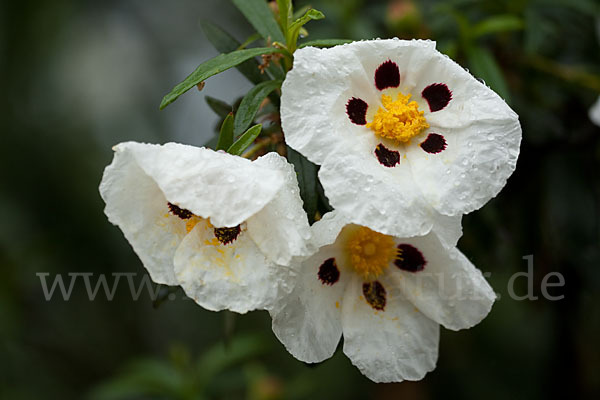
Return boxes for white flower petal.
[342,275,440,383]
[174,220,293,314]
[318,150,435,238]
[406,118,521,216]
[99,143,186,285]
[119,142,284,227]
[270,245,348,363]
[389,233,496,330]
[246,152,312,265]
[311,210,350,248]
[589,96,600,127]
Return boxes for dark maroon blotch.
[214,225,241,245]
[168,202,192,220]
[395,244,426,272]
[421,83,452,112]
[362,281,386,311]
[346,97,368,125]
[420,133,447,154]
[374,143,400,167]
[374,60,400,91]
[318,258,340,286]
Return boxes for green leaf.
[160,47,282,109]
[276,0,292,35]
[287,146,318,223]
[467,46,511,104]
[196,334,269,386]
[299,38,353,48]
[227,124,262,155]
[231,0,285,43]
[201,21,265,84]
[472,15,523,39]
[287,9,325,51]
[217,113,234,151]
[205,96,232,118]
[234,80,281,135]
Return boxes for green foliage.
[231,0,285,43]
[227,124,263,156]
[205,96,233,119]
[234,80,282,135]
[159,47,283,109]
[287,147,319,224]
[299,38,353,48]
[216,113,235,151]
[201,21,267,85]
[467,46,511,103]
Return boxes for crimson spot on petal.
[214,225,241,245]
[374,143,400,167]
[375,60,400,91]
[421,83,452,112]
[346,97,368,125]
[395,244,426,272]
[168,202,192,220]
[420,133,447,154]
[318,258,340,286]
[363,281,386,311]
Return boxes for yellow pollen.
[346,226,397,280]
[185,216,202,233]
[366,93,429,143]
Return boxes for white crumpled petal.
[100,143,187,285]
[270,244,348,363]
[319,151,451,239]
[281,39,521,234]
[120,142,284,227]
[174,220,295,314]
[589,96,600,127]
[342,275,440,383]
[389,233,496,331]
[246,152,313,265]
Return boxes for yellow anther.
[346,226,397,280]
[367,93,429,143]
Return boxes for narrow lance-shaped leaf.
[287,146,318,224]
[231,0,285,43]
[287,9,325,52]
[205,96,232,118]
[467,46,511,104]
[276,0,292,35]
[160,47,282,109]
[227,124,262,156]
[201,21,265,85]
[216,113,234,151]
[471,15,524,39]
[299,38,353,48]
[234,80,281,135]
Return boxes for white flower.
[281,39,521,238]
[269,211,495,383]
[589,96,600,127]
[100,142,312,313]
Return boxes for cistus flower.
[100,142,312,313]
[281,39,522,238]
[269,211,495,383]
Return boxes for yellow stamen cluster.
[185,216,202,233]
[346,226,399,280]
[367,93,429,143]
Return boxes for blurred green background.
[1,0,599,399]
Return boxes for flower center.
[346,226,398,280]
[366,93,429,143]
